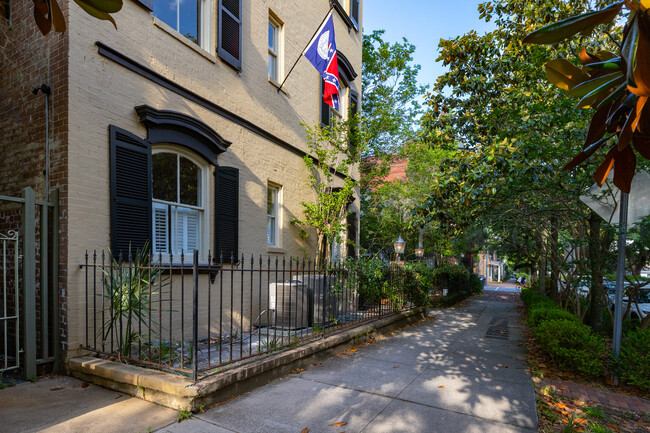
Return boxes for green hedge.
[534,319,606,377]
[613,328,650,390]
[521,287,606,377]
[528,307,579,327]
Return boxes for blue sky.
[363,0,495,88]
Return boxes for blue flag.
[304,12,340,111]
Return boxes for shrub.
[613,328,650,390]
[433,264,470,296]
[469,273,483,294]
[534,319,605,377]
[347,257,388,306]
[528,307,578,327]
[520,287,555,309]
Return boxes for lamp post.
[415,244,424,263]
[393,236,406,265]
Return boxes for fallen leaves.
[290,368,306,374]
[50,387,63,391]
[438,385,445,388]
[329,421,347,427]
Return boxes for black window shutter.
[347,212,358,258]
[320,80,330,127]
[351,0,360,29]
[218,0,242,70]
[109,125,152,258]
[215,166,239,262]
[132,0,153,11]
[349,90,359,152]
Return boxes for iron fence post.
[193,249,199,382]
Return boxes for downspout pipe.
[32,84,51,199]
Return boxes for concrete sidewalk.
[1,292,536,433]
[158,292,537,433]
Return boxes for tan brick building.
[0,0,362,366]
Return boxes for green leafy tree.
[418,0,621,325]
[294,117,362,265]
[362,30,429,156]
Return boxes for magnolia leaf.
[73,0,117,29]
[628,15,650,96]
[621,14,640,88]
[50,0,66,32]
[618,108,636,150]
[568,72,623,98]
[593,146,617,186]
[613,143,636,193]
[633,135,650,158]
[584,104,611,148]
[584,57,621,71]
[523,2,623,44]
[567,72,625,98]
[33,0,51,35]
[575,74,625,108]
[596,50,618,61]
[562,136,609,171]
[595,82,627,110]
[544,59,589,90]
[579,47,600,65]
[78,0,123,13]
[631,96,648,131]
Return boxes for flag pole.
[277,6,334,93]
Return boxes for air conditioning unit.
[296,274,338,326]
[269,280,310,329]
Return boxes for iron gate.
[0,187,59,378]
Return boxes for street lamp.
[394,236,406,263]
[415,244,424,262]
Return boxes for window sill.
[267,247,285,254]
[153,18,217,64]
[268,77,288,94]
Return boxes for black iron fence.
[81,250,416,381]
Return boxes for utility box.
[269,281,310,329]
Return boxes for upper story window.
[268,13,283,83]
[152,148,207,256]
[267,183,281,247]
[334,0,360,31]
[153,0,212,51]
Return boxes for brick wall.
[0,0,70,359]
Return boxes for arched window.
[152,147,209,256]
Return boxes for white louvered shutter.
[153,203,169,254]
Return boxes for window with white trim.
[153,0,212,51]
[152,148,208,257]
[268,14,283,83]
[266,184,281,247]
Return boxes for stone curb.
[69,307,426,411]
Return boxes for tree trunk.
[588,211,604,333]
[538,229,547,295]
[550,216,560,302]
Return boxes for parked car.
[609,288,650,319]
